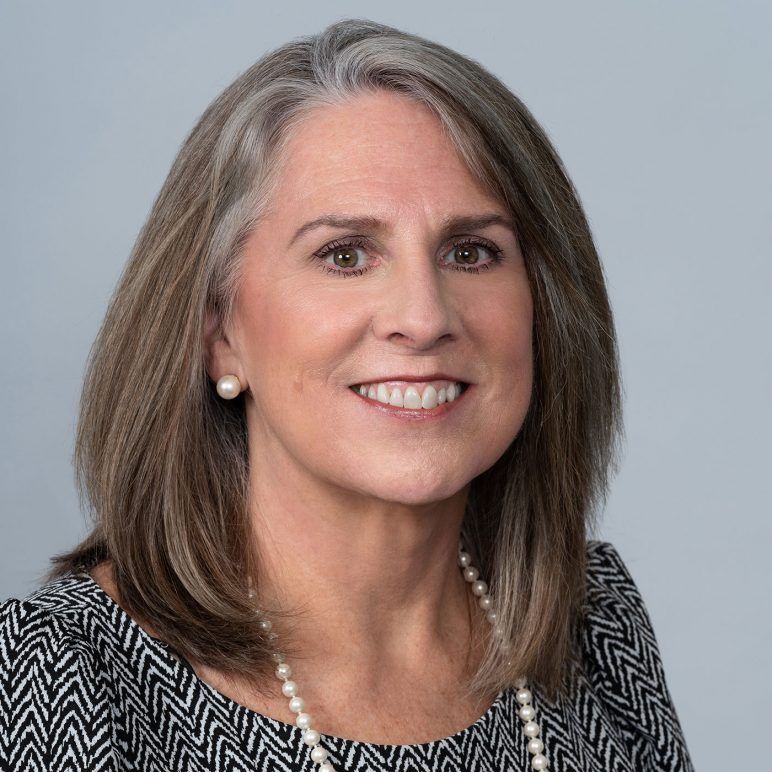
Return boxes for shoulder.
[1,573,115,769]
[1,572,107,664]
[3,571,97,645]
[582,540,668,659]
[584,539,651,617]
[581,539,662,670]
[579,540,695,770]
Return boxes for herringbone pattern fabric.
[0,541,695,771]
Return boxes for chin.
[341,467,475,507]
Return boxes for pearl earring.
[216,374,242,400]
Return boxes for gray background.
[1,2,769,768]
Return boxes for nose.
[371,251,459,350]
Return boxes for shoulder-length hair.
[48,17,623,705]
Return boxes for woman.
[0,18,694,772]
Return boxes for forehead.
[270,90,503,218]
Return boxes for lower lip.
[347,384,472,421]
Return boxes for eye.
[444,239,505,273]
[314,238,372,277]
[312,236,505,277]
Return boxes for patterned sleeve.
[0,596,115,771]
[582,542,695,771]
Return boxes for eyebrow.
[288,212,516,248]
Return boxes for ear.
[203,307,247,388]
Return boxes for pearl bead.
[479,595,493,610]
[458,551,472,567]
[471,580,488,596]
[319,763,336,772]
[486,610,499,623]
[527,738,544,754]
[216,375,241,399]
[276,663,292,679]
[295,712,312,730]
[531,753,548,770]
[302,729,320,745]
[310,746,329,763]
[523,721,540,737]
[289,696,305,713]
[516,688,533,705]
[514,676,528,688]
[281,680,298,697]
[463,566,479,582]
[519,705,535,721]
[258,619,272,631]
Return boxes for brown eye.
[331,247,361,269]
[453,244,482,265]
[444,239,503,272]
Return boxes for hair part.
[47,17,624,704]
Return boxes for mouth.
[348,378,471,415]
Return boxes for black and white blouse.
[0,541,695,771]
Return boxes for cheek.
[234,278,299,396]
[238,282,362,397]
[474,279,533,368]
[473,281,534,438]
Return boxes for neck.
[247,462,484,691]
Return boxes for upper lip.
[350,373,470,385]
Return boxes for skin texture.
[97,89,535,744]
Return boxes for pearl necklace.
[247,541,550,771]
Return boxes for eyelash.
[311,236,506,278]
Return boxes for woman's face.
[213,90,533,505]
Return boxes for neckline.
[72,570,507,751]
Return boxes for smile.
[348,379,471,417]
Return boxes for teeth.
[352,379,466,410]
[389,387,404,407]
[376,383,390,403]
